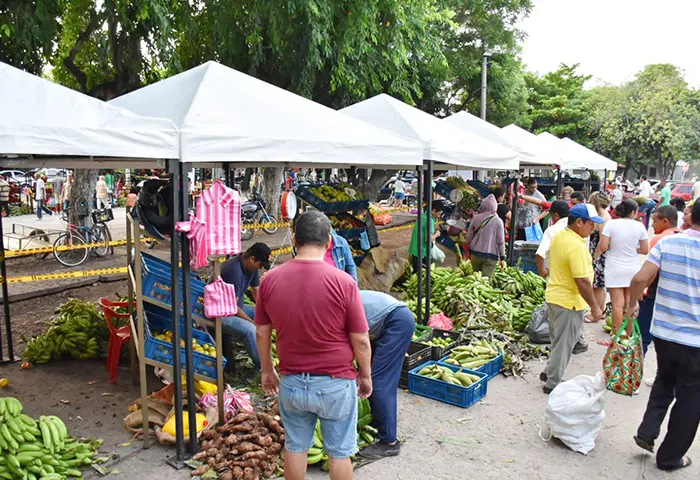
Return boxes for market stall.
[340,93,520,325]
[109,61,425,463]
[0,61,180,479]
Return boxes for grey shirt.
[517,189,545,228]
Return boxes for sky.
[519,0,700,87]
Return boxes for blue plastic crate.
[141,305,226,379]
[141,253,204,285]
[408,361,488,408]
[140,254,206,319]
[438,353,503,380]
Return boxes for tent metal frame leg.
[416,165,423,325]
[0,210,17,364]
[424,160,433,322]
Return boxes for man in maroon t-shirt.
[255,210,372,480]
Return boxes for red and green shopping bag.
[602,317,644,396]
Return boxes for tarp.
[341,94,519,169]
[444,112,537,165]
[500,124,560,166]
[110,61,423,167]
[0,62,179,159]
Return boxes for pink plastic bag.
[428,313,453,330]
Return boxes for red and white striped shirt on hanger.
[196,181,242,257]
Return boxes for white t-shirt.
[602,218,648,287]
[535,217,568,270]
[393,180,405,193]
[638,180,652,197]
[35,178,45,201]
[693,180,700,201]
[610,188,623,208]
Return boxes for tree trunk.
[241,168,253,194]
[262,168,284,218]
[353,169,394,201]
[69,169,98,225]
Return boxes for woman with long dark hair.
[586,191,612,322]
[595,199,649,333]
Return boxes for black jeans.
[637,338,700,468]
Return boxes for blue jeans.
[369,306,414,443]
[36,200,52,218]
[639,200,656,229]
[221,305,260,369]
[279,374,358,458]
[638,296,655,355]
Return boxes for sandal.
[658,456,692,471]
[633,435,654,453]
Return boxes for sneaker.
[644,377,654,387]
[359,441,401,460]
[543,385,554,394]
[539,372,548,382]
[634,388,640,395]
[572,343,588,354]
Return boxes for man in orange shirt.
[637,206,679,362]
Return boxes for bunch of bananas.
[153,330,217,357]
[308,399,377,470]
[22,299,107,364]
[0,397,99,479]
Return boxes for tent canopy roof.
[444,112,537,165]
[341,94,519,170]
[537,132,616,171]
[0,62,179,161]
[500,124,560,167]
[110,62,423,167]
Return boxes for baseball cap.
[248,242,272,269]
[569,204,604,224]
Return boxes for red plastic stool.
[99,298,133,384]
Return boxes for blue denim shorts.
[279,374,358,459]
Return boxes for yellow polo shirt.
[545,227,593,311]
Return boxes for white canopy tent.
[0,62,178,168]
[444,112,537,165]
[560,138,617,171]
[110,61,423,168]
[537,132,616,171]
[340,94,519,170]
[500,125,561,167]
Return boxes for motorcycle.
[240,194,278,241]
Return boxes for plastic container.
[408,361,488,408]
[413,325,433,343]
[141,305,226,379]
[512,244,539,275]
[433,181,453,199]
[399,342,432,390]
[403,342,432,372]
[296,186,369,213]
[140,254,206,319]
[438,353,504,380]
[427,329,461,361]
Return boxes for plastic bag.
[544,372,606,454]
[428,312,453,330]
[360,231,371,250]
[527,303,550,344]
[430,243,445,264]
[602,317,644,396]
[525,223,544,242]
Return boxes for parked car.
[0,170,31,185]
[671,182,694,202]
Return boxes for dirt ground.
[2,212,697,479]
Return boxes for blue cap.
[569,204,605,224]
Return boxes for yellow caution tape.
[4,238,149,258]
[0,267,128,284]
[243,222,291,230]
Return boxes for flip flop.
[659,456,692,471]
[633,435,654,453]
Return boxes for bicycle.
[53,208,114,267]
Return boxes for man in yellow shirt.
[541,204,605,394]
